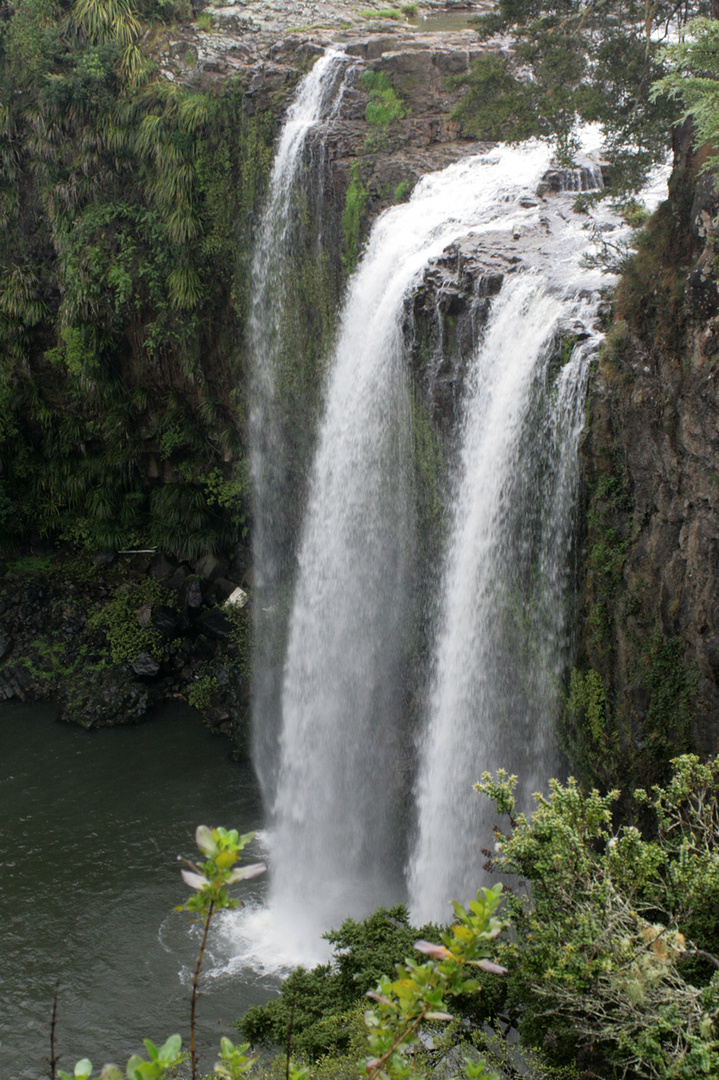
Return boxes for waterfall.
[249,49,351,805]
[239,65,623,957]
[408,280,595,923]
[264,141,591,956]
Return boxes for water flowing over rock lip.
[243,86,668,963]
[237,34,673,963]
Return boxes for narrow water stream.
[0,704,276,1080]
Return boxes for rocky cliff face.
[155,7,498,228]
[0,12,492,735]
[571,122,719,794]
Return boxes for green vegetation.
[87,578,168,663]
[360,8,404,20]
[566,160,705,795]
[341,162,368,273]
[239,758,719,1080]
[58,1034,185,1080]
[6,552,54,576]
[0,0,292,557]
[476,761,719,1078]
[639,630,695,762]
[187,668,220,710]
[584,464,632,650]
[567,411,697,792]
[456,0,708,188]
[409,388,444,537]
[55,825,268,1080]
[179,826,267,1079]
[567,667,608,746]
[614,197,696,354]
[240,907,442,1061]
[58,822,508,1080]
[656,17,719,170]
[449,54,538,143]
[362,888,505,1080]
[31,756,719,1080]
[360,69,407,134]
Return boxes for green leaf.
[195,825,218,858]
[100,1067,124,1080]
[143,1040,158,1062]
[158,1034,182,1061]
[126,1055,143,1080]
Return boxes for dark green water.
[0,703,278,1080]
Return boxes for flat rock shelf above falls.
[159,3,491,86]
[150,8,496,202]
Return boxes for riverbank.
[0,547,252,747]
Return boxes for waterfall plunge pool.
[0,703,281,1080]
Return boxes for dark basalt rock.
[131,651,161,678]
[193,552,229,581]
[168,566,189,592]
[92,552,117,567]
[151,605,179,638]
[196,609,232,640]
[148,553,176,584]
[0,550,252,751]
[59,663,151,728]
[686,252,719,320]
[210,578,240,605]
[576,138,719,783]
[179,577,203,612]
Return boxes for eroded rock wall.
[571,123,719,794]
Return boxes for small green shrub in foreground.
[50,755,719,1080]
[477,756,719,1079]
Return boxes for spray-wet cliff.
[569,123,719,797]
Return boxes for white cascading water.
[248,49,351,805]
[407,280,595,923]
[236,58,663,962]
[264,138,602,960]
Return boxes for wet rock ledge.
[0,546,253,751]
